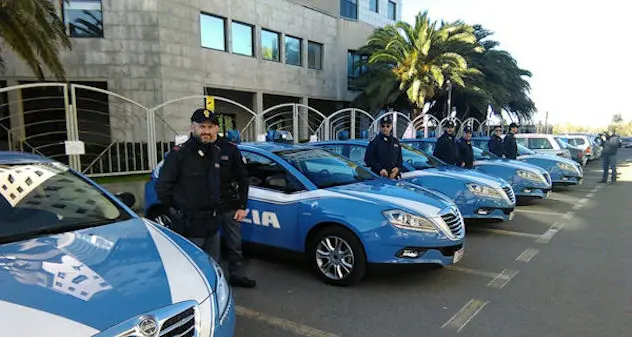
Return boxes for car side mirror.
[116,192,136,208]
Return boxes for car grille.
[441,210,464,237]
[503,186,516,203]
[159,307,196,337]
[543,172,552,185]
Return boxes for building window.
[308,41,323,70]
[340,0,358,20]
[200,13,226,51]
[231,21,253,56]
[261,29,280,61]
[62,0,103,38]
[347,50,368,90]
[369,0,378,12]
[388,1,397,20]
[285,36,302,66]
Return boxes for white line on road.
[514,209,564,217]
[445,266,501,279]
[572,204,583,210]
[236,306,341,337]
[578,198,588,204]
[468,228,542,239]
[515,248,539,262]
[586,193,595,198]
[536,222,565,244]
[562,211,575,220]
[487,269,519,289]
[442,299,489,332]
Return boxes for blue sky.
[402,0,630,127]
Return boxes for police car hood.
[475,158,549,175]
[401,166,506,189]
[326,179,453,218]
[519,154,580,168]
[0,218,214,334]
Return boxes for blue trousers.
[602,154,617,182]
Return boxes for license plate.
[453,248,464,263]
[509,211,515,220]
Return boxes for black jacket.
[364,132,403,177]
[503,132,518,160]
[215,137,249,211]
[155,136,222,237]
[434,132,458,165]
[456,137,474,168]
[488,134,504,157]
[602,134,621,156]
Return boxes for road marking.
[468,228,542,239]
[562,211,575,220]
[487,269,519,289]
[515,209,564,216]
[442,299,489,332]
[586,193,595,198]
[445,266,501,279]
[235,306,341,337]
[536,222,565,244]
[516,248,539,262]
[572,204,583,210]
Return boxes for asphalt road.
[230,149,632,337]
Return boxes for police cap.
[464,126,473,134]
[509,122,519,129]
[446,120,455,128]
[191,108,219,124]
[380,115,393,125]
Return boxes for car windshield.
[0,162,131,243]
[400,144,444,169]
[277,148,375,188]
[554,137,570,149]
[517,144,535,155]
[472,146,498,160]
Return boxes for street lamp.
[445,79,453,118]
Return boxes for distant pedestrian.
[456,127,475,168]
[155,108,222,261]
[365,115,403,179]
[488,126,504,157]
[433,120,458,165]
[503,122,519,160]
[599,129,621,184]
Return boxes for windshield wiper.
[0,218,120,244]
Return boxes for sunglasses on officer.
[381,123,392,128]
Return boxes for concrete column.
[226,18,233,53]
[6,80,25,151]
[254,91,264,136]
[280,32,286,64]
[299,96,309,141]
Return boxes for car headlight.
[556,162,576,172]
[466,183,503,199]
[209,257,230,319]
[382,210,437,233]
[516,169,544,182]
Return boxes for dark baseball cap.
[509,122,519,128]
[191,108,219,124]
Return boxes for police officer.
[456,126,475,168]
[155,108,222,260]
[503,122,519,160]
[599,128,621,184]
[215,130,256,288]
[488,126,504,157]
[433,120,458,165]
[365,116,403,179]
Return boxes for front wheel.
[309,226,367,287]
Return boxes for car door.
[239,151,304,251]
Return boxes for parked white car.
[560,134,597,161]
[514,134,572,159]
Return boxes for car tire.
[309,226,367,287]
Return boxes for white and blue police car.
[145,142,467,287]
[0,152,235,337]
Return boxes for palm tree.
[0,0,72,80]
[351,11,482,116]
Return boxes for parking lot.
[230,150,632,337]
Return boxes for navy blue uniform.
[155,136,222,237]
[365,133,403,177]
[456,137,474,168]
[488,134,504,157]
[503,132,518,160]
[434,132,458,165]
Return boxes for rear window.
[528,138,553,149]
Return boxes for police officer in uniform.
[365,116,403,179]
[433,120,458,165]
[456,126,475,168]
[155,108,222,260]
[599,128,621,184]
[215,129,256,288]
[488,126,504,157]
[503,122,519,160]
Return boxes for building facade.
[0,0,401,173]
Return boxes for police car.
[0,152,235,337]
[403,139,553,199]
[145,142,466,286]
[312,140,517,222]
[471,137,584,186]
